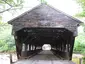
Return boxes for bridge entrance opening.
[14,28,75,60]
[42,44,51,50]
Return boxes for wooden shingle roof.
[8,4,82,32]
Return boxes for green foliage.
[76,0,85,10]
[0,0,23,7]
[75,0,85,17]
[83,57,85,64]
[0,0,24,13]
[0,23,15,52]
[82,23,85,32]
[0,16,2,22]
[39,0,47,4]
[75,11,85,17]
[74,33,85,53]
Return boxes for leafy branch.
[0,0,24,13]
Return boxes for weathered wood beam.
[29,44,31,51]
[14,32,22,59]
[69,36,75,60]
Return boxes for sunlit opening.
[42,44,51,50]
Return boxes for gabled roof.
[8,4,82,32]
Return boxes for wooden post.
[35,45,36,50]
[63,43,65,52]
[31,45,33,50]
[32,45,34,50]
[29,44,31,51]
[27,44,29,51]
[61,42,62,51]
[14,33,22,59]
[66,39,70,60]
[69,36,75,60]
[25,44,28,51]
[24,44,28,57]
[40,46,42,50]
[56,44,57,50]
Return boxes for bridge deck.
[14,50,75,64]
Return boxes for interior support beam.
[29,44,31,51]
[66,39,70,60]
[25,44,28,51]
[35,45,36,50]
[32,45,34,50]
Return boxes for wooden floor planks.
[14,50,75,64]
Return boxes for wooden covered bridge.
[8,4,82,63]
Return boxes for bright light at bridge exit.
[42,44,51,50]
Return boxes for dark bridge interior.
[15,28,75,60]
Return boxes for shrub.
[0,23,15,52]
[83,57,85,64]
[74,33,85,53]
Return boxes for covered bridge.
[8,4,82,60]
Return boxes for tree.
[0,0,24,22]
[0,0,24,52]
[39,0,47,4]
[75,0,85,33]
[75,0,85,17]
[0,0,24,13]
[0,0,47,14]
[0,23,15,52]
[0,0,47,19]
